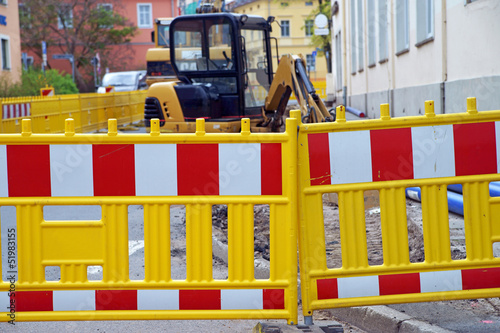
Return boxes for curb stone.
[328,306,454,333]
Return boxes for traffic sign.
[53,54,73,60]
[315,28,329,36]
[314,14,328,28]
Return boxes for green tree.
[305,0,332,73]
[19,0,138,91]
[0,68,78,97]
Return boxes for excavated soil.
[210,197,465,268]
[212,204,270,261]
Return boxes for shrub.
[20,68,79,96]
[0,68,79,98]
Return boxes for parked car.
[97,70,147,93]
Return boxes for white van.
[97,70,147,93]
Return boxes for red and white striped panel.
[308,122,500,186]
[0,143,282,197]
[41,89,54,97]
[316,267,500,300]
[0,289,285,312]
[2,103,31,119]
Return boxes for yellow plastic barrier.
[0,90,147,134]
[0,116,298,323]
[290,81,326,101]
[297,98,500,319]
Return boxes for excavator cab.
[144,13,274,131]
[169,13,273,120]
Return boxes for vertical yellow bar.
[144,204,171,282]
[60,264,87,283]
[18,205,44,284]
[421,185,451,263]
[379,187,410,266]
[228,203,254,282]
[102,204,130,282]
[463,182,493,260]
[338,190,368,269]
[186,203,213,282]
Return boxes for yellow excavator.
[146,17,175,87]
[144,11,334,132]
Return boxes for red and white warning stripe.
[0,289,285,312]
[0,143,282,197]
[316,267,500,300]
[2,103,31,120]
[41,88,54,97]
[308,122,500,186]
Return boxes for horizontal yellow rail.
[0,90,147,134]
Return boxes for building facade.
[0,0,22,83]
[331,0,500,118]
[232,0,329,82]
[121,0,177,69]
[20,0,177,89]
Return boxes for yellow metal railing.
[0,90,147,134]
[297,98,500,318]
[0,116,298,323]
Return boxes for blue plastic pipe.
[345,106,366,118]
[447,183,500,197]
[406,187,464,216]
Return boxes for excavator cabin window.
[240,28,270,108]
[173,18,234,73]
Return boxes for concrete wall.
[445,75,500,113]
[344,74,500,120]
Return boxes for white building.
[331,0,500,118]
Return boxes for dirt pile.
[212,204,270,260]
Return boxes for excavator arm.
[262,54,334,131]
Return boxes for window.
[98,3,113,28]
[378,0,388,62]
[281,20,290,37]
[1,36,10,70]
[335,32,342,91]
[306,54,315,72]
[349,0,364,73]
[0,0,7,6]
[357,0,363,71]
[416,0,434,46]
[305,19,314,37]
[57,4,73,29]
[367,0,376,67]
[137,3,152,28]
[350,0,356,74]
[98,3,113,11]
[396,0,409,55]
